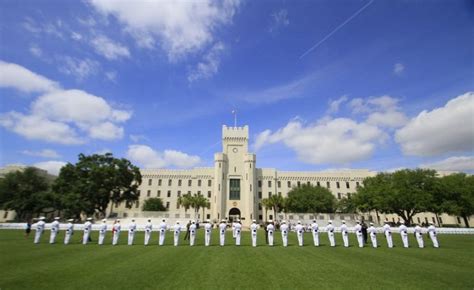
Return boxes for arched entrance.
[228,208,241,222]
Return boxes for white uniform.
[64,222,73,245]
[354,224,363,248]
[49,220,60,244]
[34,220,45,244]
[250,223,259,247]
[368,225,377,248]
[173,224,181,246]
[414,225,424,248]
[235,223,242,245]
[128,222,137,245]
[427,225,439,248]
[311,223,320,246]
[326,224,335,247]
[159,222,167,246]
[82,221,92,244]
[399,224,409,248]
[383,224,393,248]
[295,224,304,246]
[112,223,121,245]
[204,223,212,246]
[189,224,197,246]
[266,224,275,246]
[219,223,227,246]
[340,224,349,247]
[144,221,153,246]
[98,223,107,245]
[232,222,237,238]
[280,223,289,247]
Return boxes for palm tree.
[269,194,284,221]
[261,198,272,222]
[177,193,192,216]
[191,193,210,220]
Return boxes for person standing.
[184,220,191,241]
[232,220,237,239]
[49,217,60,244]
[340,220,349,248]
[368,222,377,248]
[414,224,424,248]
[82,218,93,245]
[326,220,335,247]
[112,219,121,245]
[280,220,289,247]
[383,221,393,248]
[173,221,182,246]
[399,222,409,248]
[33,217,46,244]
[128,219,137,246]
[235,220,242,246]
[295,221,304,247]
[25,220,32,238]
[189,220,197,246]
[98,219,107,245]
[310,220,320,247]
[64,219,74,245]
[159,219,167,246]
[354,221,363,248]
[144,219,153,246]
[219,219,227,246]
[204,219,212,246]
[250,220,259,247]
[427,222,439,248]
[267,220,275,246]
[361,221,368,244]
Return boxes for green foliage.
[337,196,357,213]
[177,193,210,219]
[440,173,474,227]
[286,184,336,214]
[53,153,142,218]
[142,197,166,211]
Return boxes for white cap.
[342,220,346,224]
[237,219,240,222]
[281,220,286,223]
[400,221,405,224]
[192,220,196,224]
[268,220,273,223]
[370,222,374,225]
[176,221,180,224]
[297,221,301,224]
[356,220,360,224]
[39,216,46,220]
[221,219,226,222]
[102,219,107,222]
[252,220,257,223]
[116,219,121,222]
[148,219,151,222]
[67,219,74,222]
[328,220,332,224]
[54,217,60,220]
[207,219,211,223]
[86,217,93,221]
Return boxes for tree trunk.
[435,213,440,226]
[202,207,205,221]
[108,202,114,218]
[462,215,470,228]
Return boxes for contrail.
[299,0,375,59]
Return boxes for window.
[158,179,162,186]
[188,180,192,186]
[277,181,281,188]
[218,184,220,191]
[258,192,262,199]
[135,201,139,208]
[432,217,437,223]
[208,180,212,186]
[168,179,172,186]
[258,180,262,188]
[234,167,236,173]
[206,214,211,219]
[229,179,241,200]
[269,192,272,197]
[197,191,201,195]
[268,180,272,188]
[269,215,273,220]
[147,190,151,197]
[148,179,152,186]
[157,190,161,197]
[177,202,180,209]
[258,203,262,210]
[178,179,182,186]
[297,181,301,187]
[317,181,320,187]
[287,181,291,188]
[336,182,340,189]
[417,217,421,224]
[250,184,252,191]
[198,180,202,187]
[258,215,263,220]
[177,191,181,197]
[166,202,170,209]
[356,182,360,187]
[425,217,428,223]
[346,182,350,189]
[167,190,171,197]
[188,191,191,195]
[439,217,443,224]
[207,191,211,198]
[307,181,310,186]
[337,193,342,199]
[457,217,461,223]
[327,181,330,188]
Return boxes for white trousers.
[128,231,135,245]
[401,233,409,248]
[98,231,106,245]
[357,233,364,248]
[205,230,211,246]
[232,229,236,238]
[268,231,274,246]
[159,230,166,246]
[385,232,393,248]
[219,230,225,246]
[49,230,58,244]
[281,232,288,247]
[370,233,377,248]
[429,232,439,248]
[174,232,180,246]
[297,231,303,246]
[328,232,335,247]
[190,231,196,246]
[144,230,151,246]
[416,233,424,248]
[312,231,319,246]
[112,231,120,245]
[342,232,349,247]
[251,230,257,247]
[64,231,72,245]
[236,231,241,246]
[82,230,90,245]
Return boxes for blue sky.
[0,0,473,175]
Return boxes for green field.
[1,229,473,290]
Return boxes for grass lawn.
[0,229,473,290]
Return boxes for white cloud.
[268,9,290,33]
[33,161,67,176]
[0,60,60,93]
[58,57,100,81]
[91,35,130,60]
[395,92,474,156]
[129,134,148,143]
[126,145,201,168]
[105,71,117,82]
[393,63,404,75]
[254,118,386,165]
[88,122,124,140]
[420,156,474,172]
[349,95,408,128]
[29,44,43,58]
[366,111,408,128]
[71,31,83,41]
[89,0,240,60]
[187,42,225,82]
[21,149,61,159]
[327,95,348,114]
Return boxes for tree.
[441,173,474,227]
[285,184,336,214]
[268,194,285,220]
[337,196,357,213]
[0,167,56,220]
[261,198,272,221]
[142,198,166,211]
[53,153,142,219]
[177,193,192,215]
[190,193,210,220]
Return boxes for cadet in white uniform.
[159,219,167,246]
[64,219,74,245]
[235,220,242,246]
[49,217,60,244]
[232,221,237,239]
[34,217,46,244]
[295,221,304,246]
[250,220,259,247]
[310,220,319,247]
[354,221,363,248]
[98,219,107,245]
[204,219,212,246]
[112,219,121,245]
[340,220,349,247]
[189,221,197,246]
[173,221,182,246]
[399,222,409,248]
[427,222,439,248]
[414,224,424,248]
[144,219,153,246]
[280,220,289,247]
[127,219,137,246]
[83,218,92,245]
[326,220,335,247]
[267,221,275,246]
[368,222,377,248]
[219,220,227,246]
[383,221,393,248]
